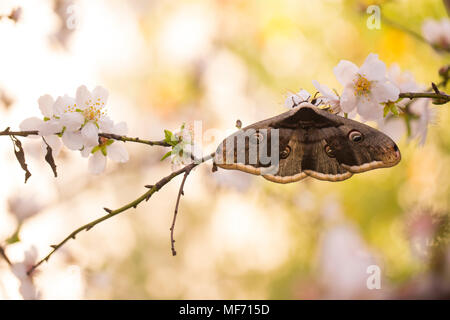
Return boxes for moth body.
[214,104,401,183]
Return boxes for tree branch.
[0,128,171,147]
[0,128,38,137]
[399,91,450,102]
[27,152,215,275]
[98,133,171,147]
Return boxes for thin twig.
[0,246,12,266]
[98,133,170,147]
[170,166,194,256]
[0,129,38,137]
[27,153,215,275]
[0,128,171,147]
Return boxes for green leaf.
[101,145,107,156]
[389,104,399,116]
[164,129,172,141]
[91,145,100,154]
[6,227,21,244]
[383,105,390,117]
[405,116,412,138]
[161,151,172,161]
[164,130,179,146]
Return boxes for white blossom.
[284,89,311,109]
[171,123,194,171]
[18,85,128,174]
[333,53,399,121]
[54,95,84,150]
[82,121,129,175]
[388,64,421,94]
[312,80,341,113]
[422,18,450,50]
[11,246,40,300]
[19,94,63,156]
[7,194,43,223]
[378,65,433,145]
[75,85,114,148]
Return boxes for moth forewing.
[258,128,279,175]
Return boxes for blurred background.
[0,0,449,299]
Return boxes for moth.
[213,103,401,183]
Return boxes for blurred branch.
[444,0,450,16]
[170,165,194,256]
[0,128,171,147]
[27,153,215,275]
[382,16,450,53]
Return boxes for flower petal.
[76,85,93,109]
[38,95,55,118]
[60,112,84,131]
[88,151,107,175]
[284,90,310,108]
[356,98,384,121]
[359,53,386,82]
[54,95,76,114]
[107,142,129,162]
[20,117,44,133]
[80,145,93,158]
[39,119,63,136]
[62,130,84,150]
[92,86,109,105]
[371,81,399,103]
[339,84,357,113]
[312,80,337,100]
[98,116,114,132]
[333,60,358,85]
[81,122,99,147]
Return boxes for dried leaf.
[43,138,58,177]
[10,135,31,183]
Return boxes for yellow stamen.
[354,74,372,98]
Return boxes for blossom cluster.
[286,53,433,144]
[162,123,195,171]
[20,85,129,174]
